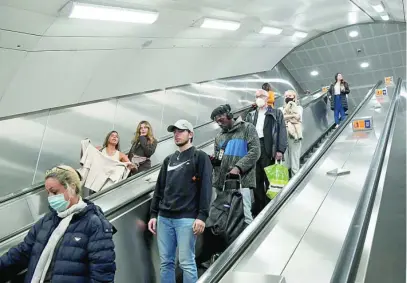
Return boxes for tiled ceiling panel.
[282,23,406,92]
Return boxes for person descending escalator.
[197,104,260,268]
[328,73,350,128]
[147,119,213,283]
[245,90,287,218]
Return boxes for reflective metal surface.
[0,62,301,199]
[0,86,332,243]
[214,81,396,283]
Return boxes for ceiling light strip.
[200,18,241,31]
[69,2,159,24]
[259,26,283,35]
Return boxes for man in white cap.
[148,119,212,283]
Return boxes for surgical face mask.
[255,98,266,108]
[48,194,69,212]
[285,97,295,104]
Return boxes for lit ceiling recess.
[259,26,283,35]
[200,18,241,31]
[349,30,359,37]
[371,3,390,21]
[310,70,319,76]
[69,2,159,24]
[293,31,308,38]
[360,62,369,68]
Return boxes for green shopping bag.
[264,161,289,200]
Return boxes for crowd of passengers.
[0,74,350,283]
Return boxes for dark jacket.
[245,106,287,159]
[212,117,261,190]
[128,136,158,173]
[0,199,116,283]
[328,81,350,111]
[150,146,213,222]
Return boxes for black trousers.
[252,138,275,217]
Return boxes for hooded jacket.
[212,117,261,190]
[245,106,287,159]
[0,199,116,283]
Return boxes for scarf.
[31,198,87,283]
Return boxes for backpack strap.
[191,147,201,186]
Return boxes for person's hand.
[275,152,283,161]
[193,219,205,235]
[148,218,157,235]
[229,167,240,175]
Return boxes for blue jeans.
[334,95,346,125]
[157,216,197,283]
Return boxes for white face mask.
[255,98,266,108]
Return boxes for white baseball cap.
[167,119,194,133]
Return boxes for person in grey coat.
[210,104,261,225]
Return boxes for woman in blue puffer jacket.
[0,165,116,283]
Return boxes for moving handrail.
[197,80,382,283]
[0,88,328,246]
[330,78,403,283]
[0,88,325,205]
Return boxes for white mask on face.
[256,98,266,108]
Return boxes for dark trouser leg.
[252,139,273,217]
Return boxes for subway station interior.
[0,0,406,282]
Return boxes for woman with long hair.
[128,121,158,175]
[328,73,350,128]
[97,131,134,168]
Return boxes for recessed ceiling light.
[349,30,359,37]
[200,18,240,31]
[381,14,389,21]
[259,26,283,35]
[310,70,319,76]
[360,62,369,68]
[372,4,384,13]
[69,2,159,24]
[293,31,308,38]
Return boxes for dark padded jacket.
[245,106,287,159]
[0,199,116,283]
[328,81,350,111]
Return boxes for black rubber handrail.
[330,78,402,283]
[197,80,382,283]
[0,88,324,205]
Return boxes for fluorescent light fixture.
[293,31,308,38]
[348,12,358,24]
[259,26,283,35]
[200,18,240,31]
[381,14,389,21]
[349,30,359,37]
[360,62,369,68]
[372,4,384,13]
[310,70,319,76]
[69,2,159,24]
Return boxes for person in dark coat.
[328,73,350,128]
[0,165,116,283]
[128,120,158,175]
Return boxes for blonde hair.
[45,165,82,196]
[132,120,156,144]
[284,90,298,102]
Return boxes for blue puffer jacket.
[0,199,116,283]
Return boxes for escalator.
[197,79,402,283]
[3,83,385,282]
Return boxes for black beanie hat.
[210,104,231,120]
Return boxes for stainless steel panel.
[0,113,48,196]
[114,90,165,149]
[0,199,34,239]
[34,100,117,184]
[220,272,286,283]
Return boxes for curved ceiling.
[0,0,404,117]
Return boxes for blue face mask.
[48,194,69,212]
